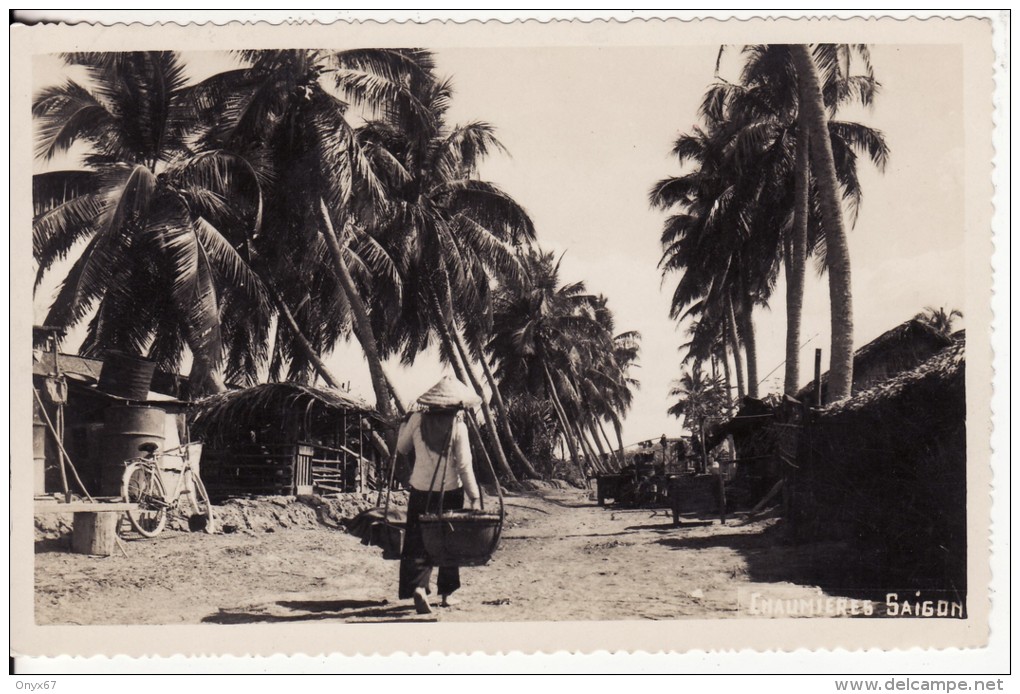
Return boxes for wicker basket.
[370,521,405,560]
[419,510,502,567]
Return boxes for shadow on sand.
[653,521,897,601]
[34,537,73,554]
[201,598,438,624]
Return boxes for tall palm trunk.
[726,298,746,399]
[791,44,855,401]
[718,342,733,408]
[475,350,542,479]
[447,323,520,482]
[542,363,585,481]
[784,123,810,396]
[740,296,759,398]
[317,200,395,420]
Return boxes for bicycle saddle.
[138,442,160,455]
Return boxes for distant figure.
[659,434,668,464]
[396,376,482,615]
[675,440,689,471]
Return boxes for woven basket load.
[419,510,502,567]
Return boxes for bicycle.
[121,441,215,538]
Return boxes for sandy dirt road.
[35,488,842,625]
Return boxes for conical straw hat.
[416,375,482,409]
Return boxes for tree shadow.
[653,522,928,602]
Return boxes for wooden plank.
[314,483,347,494]
[36,502,138,513]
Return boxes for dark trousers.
[398,487,465,600]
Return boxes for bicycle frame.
[131,443,201,511]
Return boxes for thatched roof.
[192,382,383,441]
[798,318,953,401]
[818,341,964,418]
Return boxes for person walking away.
[396,376,482,614]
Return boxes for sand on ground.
[35,487,847,625]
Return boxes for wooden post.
[717,471,727,525]
[71,512,118,556]
[357,417,365,493]
[813,348,823,407]
[50,336,70,501]
[699,420,708,474]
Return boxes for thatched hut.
[191,383,387,501]
[798,318,953,405]
[788,342,966,597]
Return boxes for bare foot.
[440,594,459,607]
[413,588,433,615]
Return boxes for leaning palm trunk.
[317,200,396,420]
[475,350,543,479]
[271,287,340,389]
[428,293,517,483]
[596,418,621,470]
[447,324,519,482]
[740,297,759,398]
[434,322,508,484]
[542,363,585,481]
[610,414,627,466]
[726,299,746,399]
[586,420,610,471]
[574,420,602,474]
[784,122,810,396]
[269,286,392,458]
[791,44,855,401]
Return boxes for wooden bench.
[35,501,138,556]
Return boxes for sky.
[32,44,967,447]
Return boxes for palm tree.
[489,250,639,480]
[915,306,963,337]
[32,51,267,395]
[354,76,538,480]
[651,121,761,398]
[789,44,866,401]
[667,363,727,439]
[190,48,436,417]
[654,44,887,401]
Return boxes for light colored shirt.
[397,412,480,501]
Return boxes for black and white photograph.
[11,13,1003,662]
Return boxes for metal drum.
[100,406,166,496]
[97,351,156,400]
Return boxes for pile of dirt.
[33,493,410,540]
[34,513,74,540]
[215,493,407,535]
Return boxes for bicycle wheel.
[122,462,168,537]
[186,472,215,534]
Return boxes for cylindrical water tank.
[100,406,166,496]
